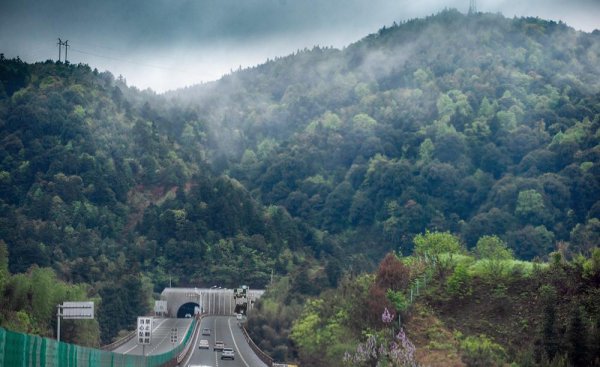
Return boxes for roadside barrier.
[0,318,196,367]
[240,324,274,366]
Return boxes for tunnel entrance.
[177,302,200,318]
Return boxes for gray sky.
[1,0,599,93]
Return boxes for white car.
[198,339,209,349]
[221,348,235,360]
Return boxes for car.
[185,313,192,318]
[236,313,243,320]
[201,328,211,336]
[221,348,235,360]
[213,340,225,351]
[198,339,209,349]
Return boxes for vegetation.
[0,8,599,365]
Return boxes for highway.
[112,317,194,356]
[183,315,268,367]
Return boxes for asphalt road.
[183,315,268,367]
[113,317,194,356]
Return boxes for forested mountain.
[174,10,600,262]
[0,58,315,343]
[0,8,599,364]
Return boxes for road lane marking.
[123,317,178,355]
[214,317,219,367]
[228,317,250,367]
[152,317,168,332]
[149,318,181,355]
[122,344,138,354]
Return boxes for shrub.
[460,334,506,367]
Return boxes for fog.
[1,0,598,93]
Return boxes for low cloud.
[1,0,597,92]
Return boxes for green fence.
[0,319,195,367]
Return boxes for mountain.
[0,58,315,343]
[172,9,599,261]
[0,8,599,361]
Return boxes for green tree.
[29,266,57,331]
[413,230,464,261]
[0,240,8,299]
[447,263,472,299]
[474,235,513,260]
[567,307,588,367]
[539,285,559,361]
[515,189,546,224]
[474,235,514,280]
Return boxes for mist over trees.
[0,8,599,361]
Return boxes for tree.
[413,230,464,260]
[507,225,555,260]
[515,189,546,224]
[474,235,513,260]
[474,235,514,279]
[375,252,410,291]
[539,285,559,361]
[567,306,588,367]
[413,230,465,277]
[0,240,8,298]
[447,263,472,299]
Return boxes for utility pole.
[57,38,62,62]
[64,40,69,63]
[469,0,477,14]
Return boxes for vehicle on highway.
[201,328,211,336]
[236,313,243,320]
[221,348,235,360]
[185,313,192,318]
[214,340,225,351]
[198,339,209,349]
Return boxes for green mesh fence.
[0,319,195,367]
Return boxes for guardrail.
[240,324,274,366]
[173,314,203,366]
[101,330,136,351]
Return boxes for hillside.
[0,59,316,343]
[0,8,599,363]
[172,10,600,263]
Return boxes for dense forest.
[0,9,599,365]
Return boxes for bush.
[460,334,506,367]
[447,263,472,299]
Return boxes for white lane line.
[122,343,138,354]
[148,319,179,354]
[228,317,250,367]
[152,317,168,332]
[214,317,219,367]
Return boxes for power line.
[69,46,189,74]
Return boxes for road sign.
[137,317,152,345]
[170,327,178,344]
[154,300,167,313]
[60,302,94,319]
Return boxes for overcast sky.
[1,0,599,93]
